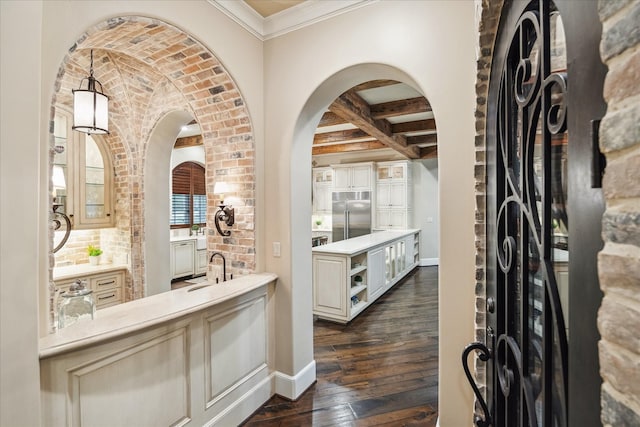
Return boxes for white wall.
[0,3,43,425]
[170,146,205,170]
[264,1,477,423]
[413,159,439,264]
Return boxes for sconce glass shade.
[52,165,66,190]
[213,181,230,206]
[72,50,109,135]
[213,181,230,195]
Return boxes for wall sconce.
[51,164,72,253]
[72,49,109,135]
[213,182,234,236]
[52,165,66,198]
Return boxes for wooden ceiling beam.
[406,134,437,145]
[370,97,431,119]
[329,89,420,159]
[350,80,400,92]
[317,111,348,127]
[392,119,437,134]
[420,146,438,159]
[314,128,371,145]
[312,141,387,155]
[174,135,203,149]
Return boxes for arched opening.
[290,64,440,413]
[144,110,195,296]
[45,16,257,330]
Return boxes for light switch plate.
[273,242,281,257]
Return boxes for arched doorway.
[291,63,440,408]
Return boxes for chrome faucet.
[209,251,227,282]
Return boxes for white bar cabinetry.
[312,230,420,323]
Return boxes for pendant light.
[72,49,109,134]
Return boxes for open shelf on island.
[350,265,367,276]
[350,284,367,297]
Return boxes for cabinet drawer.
[55,279,80,295]
[90,273,122,291]
[94,287,123,309]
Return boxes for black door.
[463,1,606,426]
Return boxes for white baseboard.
[205,374,273,426]
[420,257,439,266]
[274,359,317,400]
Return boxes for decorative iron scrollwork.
[484,1,570,425]
[52,203,71,253]
[462,342,493,427]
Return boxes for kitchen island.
[312,229,420,323]
[40,273,277,427]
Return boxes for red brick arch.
[50,16,255,301]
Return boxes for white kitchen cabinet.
[367,247,386,300]
[312,230,419,323]
[55,269,125,310]
[311,250,369,322]
[171,240,195,279]
[376,181,406,208]
[332,162,374,191]
[312,167,333,214]
[375,160,413,230]
[196,249,208,276]
[313,254,348,319]
[375,209,408,229]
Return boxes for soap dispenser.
[58,279,96,329]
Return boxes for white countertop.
[312,229,420,256]
[53,263,129,281]
[40,272,277,359]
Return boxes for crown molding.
[209,0,376,41]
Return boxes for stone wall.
[473,0,503,415]
[597,0,640,424]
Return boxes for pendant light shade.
[73,50,109,135]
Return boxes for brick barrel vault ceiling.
[51,16,257,298]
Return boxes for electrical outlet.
[273,242,281,257]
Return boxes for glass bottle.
[58,279,95,329]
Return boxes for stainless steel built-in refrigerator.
[332,191,371,242]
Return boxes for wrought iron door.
[463,1,606,426]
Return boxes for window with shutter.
[170,162,206,228]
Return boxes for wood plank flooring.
[241,266,439,426]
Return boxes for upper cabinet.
[375,160,413,230]
[53,112,115,230]
[312,167,333,214]
[332,162,374,192]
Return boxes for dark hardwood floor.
[242,266,439,426]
